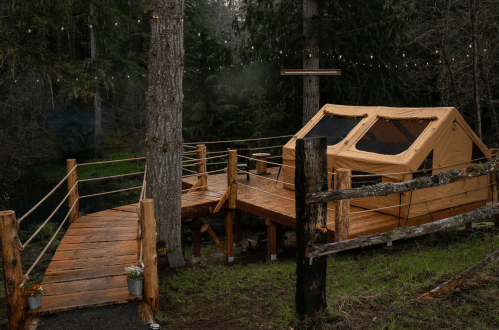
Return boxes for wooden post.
[335,169,351,242]
[225,150,238,262]
[67,159,79,223]
[266,218,277,261]
[0,211,26,330]
[196,144,207,191]
[491,148,499,227]
[140,199,159,312]
[295,137,328,318]
[234,209,242,246]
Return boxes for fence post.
[67,159,79,223]
[295,137,328,318]
[0,211,26,330]
[196,144,207,191]
[140,199,159,312]
[225,150,237,262]
[335,168,351,242]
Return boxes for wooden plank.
[52,245,138,261]
[42,264,130,284]
[56,240,138,252]
[113,205,138,213]
[64,227,137,236]
[70,221,137,228]
[60,233,136,244]
[27,287,141,315]
[76,214,138,222]
[45,254,138,273]
[335,169,351,242]
[42,276,126,296]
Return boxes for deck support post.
[225,150,238,262]
[0,211,26,330]
[295,137,328,318]
[266,218,277,261]
[196,144,207,191]
[335,168,351,242]
[67,159,79,223]
[234,209,242,246]
[140,199,159,312]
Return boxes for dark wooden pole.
[225,150,237,262]
[295,137,328,318]
[66,159,79,223]
[0,211,26,330]
[140,199,159,312]
[335,168,351,242]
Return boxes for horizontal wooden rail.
[306,202,499,258]
[307,159,499,204]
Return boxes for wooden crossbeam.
[213,187,231,213]
[280,69,341,76]
[200,223,227,256]
[187,178,202,194]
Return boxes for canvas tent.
[283,104,492,218]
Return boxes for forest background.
[2,0,499,210]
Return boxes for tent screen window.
[304,115,363,146]
[356,119,431,155]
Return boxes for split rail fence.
[295,136,499,317]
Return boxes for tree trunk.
[146,0,184,251]
[90,4,102,152]
[302,0,319,126]
[470,0,482,139]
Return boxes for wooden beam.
[186,179,202,194]
[295,137,328,318]
[491,149,499,227]
[266,218,277,261]
[201,223,227,257]
[0,210,26,330]
[225,211,234,262]
[308,159,499,204]
[67,159,79,223]
[196,145,207,191]
[335,168,351,242]
[280,69,341,76]
[140,199,159,312]
[213,187,231,213]
[138,301,156,325]
[228,150,237,208]
[307,202,499,258]
[234,209,242,246]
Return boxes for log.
[419,246,499,299]
[140,199,159,312]
[138,301,156,325]
[307,202,499,258]
[0,211,26,330]
[234,209,242,246]
[307,159,499,204]
[266,218,277,261]
[335,169,351,242]
[227,150,237,208]
[196,145,207,191]
[67,159,79,223]
[203,224,227,257]
[295,137,328,318]
[225,211,234,262]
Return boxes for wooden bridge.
[2,138,497,329]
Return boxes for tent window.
[351,171,382,188]
[356,118,431,155]
[304,115,362,146]
[471,143,487,163]
[413,150,433,179]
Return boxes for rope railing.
[206,150,231,155]
[183,156,197,161]
[182,168,226,179]
[19,197,79,288]
[137,166,147,268]
[236,169,292,185]
[18,166,77,223]
[183,144,197,149]
[79,171,145,183]
[249,145,285,151]
[78,157,146,166]
[237,182,296,202]
[182,168,197,174]
[181,181,228,194]
[182,154,228,164]
[206,161,228,167]
[184,134,294,145]
[21,181,79,249]
[237,154,296,169]
[79,186,142,199]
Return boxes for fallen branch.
[306,202,499,258]
[307,160,499,204]
[418,247,499,299]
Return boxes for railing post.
[66,159,79,223]
[140,199,159,312]
[196,144,207,191]
[335,168,351,242]
[224,150,238,262]
[295,137,328,318]
[0,211,26,330]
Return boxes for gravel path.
[36,303,150,330]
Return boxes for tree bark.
[90,4,102,151]
[302,0,319,125]
[146,0,185,250]
[470,0,482,139]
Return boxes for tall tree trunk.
[90,4,102,152]
[470,0,482,139]
[146,0,184,250]
[302,0,319,126]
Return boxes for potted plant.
[125,265,143,295]
[23,283,46,310]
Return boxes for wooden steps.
[28,207,141,315]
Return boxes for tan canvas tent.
[283,104,492,218]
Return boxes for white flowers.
[125,265,144,279]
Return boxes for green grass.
[159,224,499,329]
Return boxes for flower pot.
[27,293,42,310]
[127,277,143,296]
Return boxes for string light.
[115,22,118,26]
[370,55,373,59]
[251,46,254,49]
[435,50,439,54]
[138,20,141,23]
[28,29,31,33]
[402,53,405,57]
[89,25,93,28]
[61,27,64,31]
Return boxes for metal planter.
[127,277,143,296]
[27,293,43,310]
